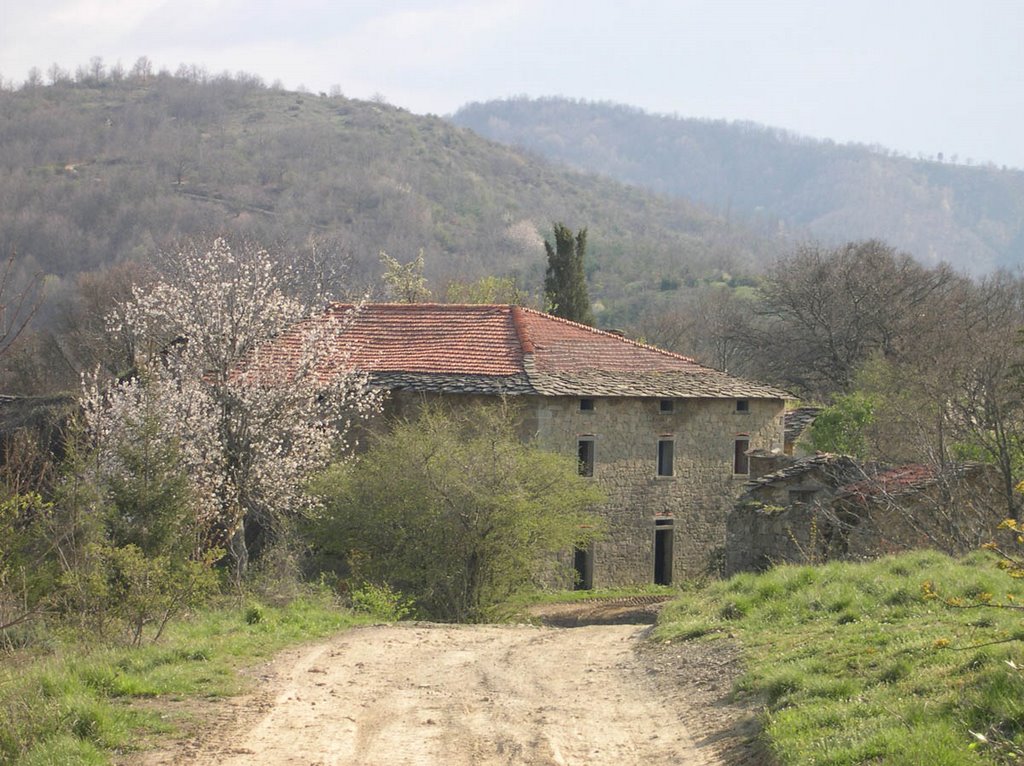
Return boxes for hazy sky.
[3,0,1023,169]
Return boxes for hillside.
[658,550,1024,764]
[0,75,783,332]
[452,97,1024,275]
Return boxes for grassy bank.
[657,550,1024,765]
[0,595,368,765]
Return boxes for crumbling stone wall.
[726,500,823,573]
[726,465,1005,575]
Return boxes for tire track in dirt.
[127,617,766,766]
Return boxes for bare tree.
[630,287,756,373]
[745,240,960,398]
[848,271,1024,519]
[0,249,43,363]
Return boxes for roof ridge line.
[510,305,535,355]
[516,306,705,365]
[328,301,510,310]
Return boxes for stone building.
[266,303,787,587]
[833,462,1004,558]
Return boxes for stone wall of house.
[534,396,784,586]
[377,389,784,586]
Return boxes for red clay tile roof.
[836,463,994,504]
[324,303,524,375]
[837,464,940,503]
[514,307,711,374]
[256,303,789,399]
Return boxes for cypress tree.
[544,223,594,325]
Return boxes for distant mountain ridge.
[452,97,1024,275]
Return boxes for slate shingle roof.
[784,406,821,448]
[743,453,861,492]
[260,303,789,400]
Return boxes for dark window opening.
[657,439,674,477]
[579,398,595,411]
[578,439,595,477]
[734,437,750,474]
[659,399,674,413]
[573,545,593,590]
[654,519,674,586]
[736,399,749,412]
[789,489,816,506]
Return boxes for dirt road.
[133,612,764,766]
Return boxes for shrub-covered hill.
[453,97,1024,276]
[0,74,783,327]
[658,550,1024,765]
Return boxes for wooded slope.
[0,75,781,327]
[453,97,1024,275]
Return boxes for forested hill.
[452,97,1024,275]
[0,74,782,325]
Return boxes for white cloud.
[1,0,1023,167]
[49,0,167,29]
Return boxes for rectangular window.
[579,398,595,412]
[736,399,749,413]
[578,438,595,477]
[659,399,674,413]
[734,437,750,475]
[657,439,674,476]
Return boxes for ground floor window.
[578,438,595,477]
[573,544,594,590]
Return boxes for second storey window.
[578,438,595,477]
[657,438,674,477]
[734,437,750,475]
[579,398,595,412]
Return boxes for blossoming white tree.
[83,238,380,580]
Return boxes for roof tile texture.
[325,304,524,375]
[260,303,789,399]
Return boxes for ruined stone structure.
[264,303,788,586]
[782,406,821,456]
[726,454,862,574]
[727,454,1004,575]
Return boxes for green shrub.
[310,403,605,622]
[349,582,413,622]
[244,604,264,625]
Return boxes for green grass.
[0,594,370,765]
[656,550,1024,765]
